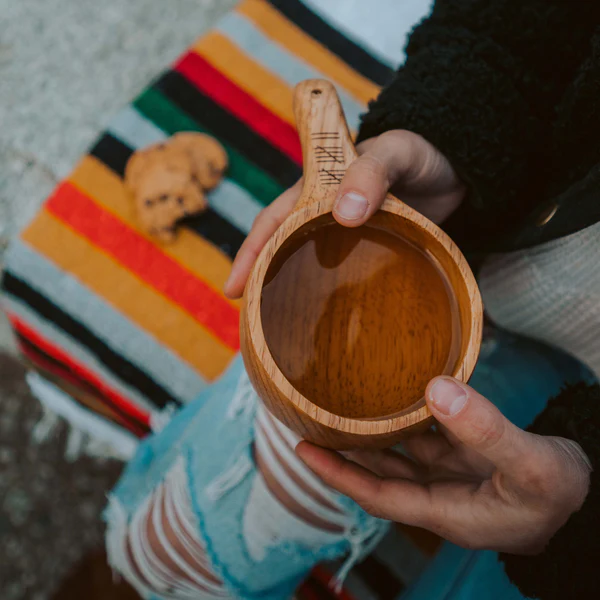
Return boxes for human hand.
[224,130,466,299]
[297,377,592,555]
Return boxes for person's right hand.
[224,130,466,299]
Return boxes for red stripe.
[175,52,302,164]
[18,340,147,437]
[46,182,240,350]
[17,332,148,436]
[8,314,152,427]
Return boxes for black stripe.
[2,272,180,409]
[180,212,245,260]
[89,132,245,259]
[154,71,301,188]
[17,334,149,437]
[353,555,404,600]
[90,132,132,178]
[267,0,394,86]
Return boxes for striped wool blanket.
[1,0,437,596]
[1,0,402,441]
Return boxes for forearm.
[358,1,600,249]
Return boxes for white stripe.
[207,180,261,234]
[257,406,343,507]
[150,484,227,595]
[130,495,174,593]
[243,472,341,562]
[217,12,364,128]
[144,487,187,589]
[255,427,350,527]
[164,476,211,569]
[152,485,227,598]
[27,372,138,460]
[107,106,262,234]
[109,106,167,148]
[105,497,179,600]
[300,0,434,68]
[268,411,303,446]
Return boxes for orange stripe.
[193,32,296,126]
[21,211,235,381]
[237,0,379,105]
[69,156,239,310]
[46,181,240,350]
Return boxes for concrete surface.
[0,0,237,251]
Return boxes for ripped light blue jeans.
[105,356,388,600]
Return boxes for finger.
[224,179,302,298]
[401,430,454,466]
[343,449,424,481]
[333,130,427,227]
[355,138,376,155]
[426,377,537,476]
[296,442,432,525]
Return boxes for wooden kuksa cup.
[240,80,482,449]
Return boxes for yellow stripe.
[22,211,235,381]
[237,0,380,105]
[194,32,295,126]
[69,156,240,309]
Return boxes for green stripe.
[134,88,284,206]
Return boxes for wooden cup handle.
[292,80,358,212]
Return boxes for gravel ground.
[0,352,123,599]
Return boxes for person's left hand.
[296,377,592,554]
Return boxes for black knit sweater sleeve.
[357,0,600,250]
[499,383,600,599]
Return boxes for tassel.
[32,406,60,445]
[205,453,253,503]
[65,427,85,462]
[104,495,128,585]
[332,522,386,592]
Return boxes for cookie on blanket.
[124,133,228,243]
[170,132,228,190]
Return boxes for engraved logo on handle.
[311,132,346,185]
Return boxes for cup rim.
[244,197,483,436]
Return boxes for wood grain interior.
[261,214,460,419]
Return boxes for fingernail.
[335,192,368,220]
[430,378,467,416]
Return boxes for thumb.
[333,130,426,227]
[426,376,534,475]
